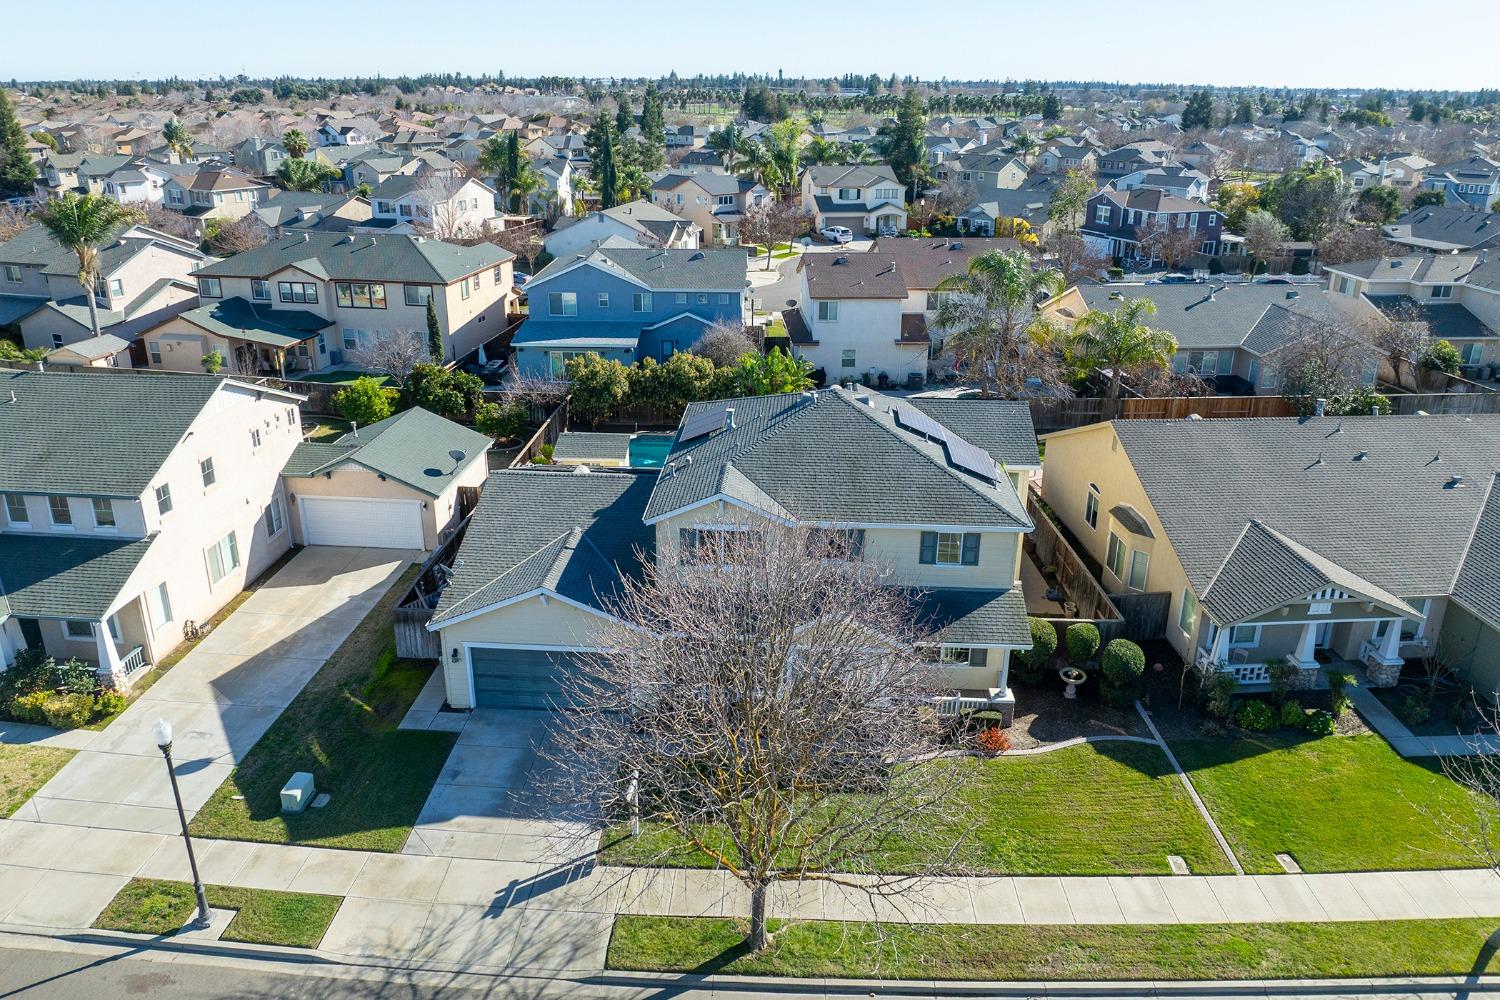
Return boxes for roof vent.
[338,235,354,244]
[1286,290,1299,300]
[833,255,849,265]
[1313,398,1327,417]
[302,232,311,242]
[801,390,815,403]
[1389,259,1404,268]
[1354,450,1368,461]
[689,251,705,261]
[1186,413,1203,420]
[680,455,693,468]
[1447,475,1468,489]
[949,241,964,250]
[722,408,735,432]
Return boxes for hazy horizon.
[8,0,1495,92]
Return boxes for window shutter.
[961,533,981,565]
[919,531,937,564]
[969,647,988,667]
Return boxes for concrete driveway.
[11,546,416,835]
[403,706,597,867]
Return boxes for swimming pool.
[628,434,675,468]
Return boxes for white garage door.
[299,496,424,549]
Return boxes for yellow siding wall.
[436,595,611,708]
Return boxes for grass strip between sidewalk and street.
[189,563,457,852]
[608,914,1500,981]
[94,878,341,948]
[0,745,76,818]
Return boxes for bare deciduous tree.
[913,174,978,229]
[690,318,757,366]
[137,202,201,242]
[737,200,813,271]
[207,213,269,256]
[536,525,970,952]
[493,223,544,275]
[1317,224,1390,266]
[0,204,30,242]
[1366,298,1430,390]
[1269,313,1382,408]
[1041,230,1110,287]
[347,329,429,388]
[1135,218,1203,270]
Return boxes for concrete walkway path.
[1347,683,1500,757]
[9,546,416,835]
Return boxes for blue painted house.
[512,239,749,377]
[1421,156,1500,211]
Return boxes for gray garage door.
[469,647,579,710]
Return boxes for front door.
[18,618,43,650]
[1314,623,1332,650]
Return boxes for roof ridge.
[1201,520,1256,606]
[1449,471,1500,595]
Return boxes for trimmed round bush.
[1011,617,1058,684]
[1302,708,1336,736]
[1234,699,1277,732]
[1279,700,1306,729]
[41,692,95,729]
[1099,638,1146,707]
[1064,622,1101,669]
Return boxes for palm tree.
[708,124,745,173]
[932,249,1067,397]
[162,118,193,162]
[32,193,136,338]
[507,157,542,214]
[1068,298,1178,402]
[844,141,882,166]
[1009,132,1039,159]
[276,158,337,192]
[281,128,309,160]
[800,136,840,166]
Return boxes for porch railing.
[933,688,1005,717]
[120,645,147,677]
[1195,649,1271,685]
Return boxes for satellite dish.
[449,449,466,463]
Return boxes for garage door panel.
[470,647,578,710]
[300,496,424,549]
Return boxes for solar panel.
[892,405,946,442]
[679,404,728,443]
[945,435,1000,481]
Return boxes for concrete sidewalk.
[9,546,416,835]
[4,817,1500,975]
[1347,683,1500,757]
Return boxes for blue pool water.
[628,434,675,468]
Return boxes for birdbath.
[1059,665,1088,700]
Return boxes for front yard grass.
[94,878,340,948]
[601,742,1231,875]
[1171,731,1497,873]
[189,565,457,852]
[608,915,1500,981]
[0,745,76,818]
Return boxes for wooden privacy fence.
[509,396,570,467]
[1120,395,1297,420]
[392,518,473,660]
[1026,487,1121,626]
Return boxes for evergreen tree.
[426,296,443,361]
[0,89,37,198]
[1041,93,1062,120]
[1182,89,1215,130]
[614,91,632,135]
[884,91,928,201]
[641,83,665,151]
[587,113,619,209]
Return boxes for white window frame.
[1106,531,1126,580]
[205,530,240,586]
[1178,588,1198,636]
[632,292,653,312]
[64,620,94,639]
[548,291,577,316]
[264,495,286,537]
[48,495,72,527]
[91,497,116,529]
[1084,485,1100,529]
[200,457,216,488]
[4,493,28,525]
[597,292,609,308]
[155,483,173,515]
[1228,624,1261,647]
[251,279,271,301]
[1127,549,1150,591]
[818,300,839,322]
[148,581,173,630]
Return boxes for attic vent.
[1286,290,1299,300]
[1447,475,1468,489]
[1389,259,1404,268]
[949,241,964,250]
[833,255,849,265]
[722,408,735,431]
[1108,291,1123,301]
[689,251,705,261]
[338,235,355,244]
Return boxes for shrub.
[1279,700,1307,729]
[94,690,128,719]
[1326,670,1356,718]
[7,690,50,724]
[530,442,555,465]
[0,651,96,704]
[1235,699,1277,732]
[1302,708,1336,736]
[1400,693,1431,727]
[1099,638,1146,707]
[1206,671,1238,719]
[1421,339,1463,375]
[975,726,1011,755]
[410,364,483,418]
[1011,617,1057,684]
[331,376,397,426]
[41,692,95,729]
[1267,660,1297,703]
[473,399,528,441]
[1290,256,1310,275]
[1064,622,1101,669]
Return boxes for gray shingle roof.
[281,407,492,498]
[554,432,631,461]
[904,398,1039,468]
[643,388,1031,529]
[1452,476,1500,631]
[429,470,655,626]
[0,370,226,497]
[801,253,907,299]
[1366,296,1496,341]
[530,244,747,292]
[195,232,512,284]
[0,532,156,620]
[1383,207,1500,252]
[178,297,332,349]
[1074,284,1344,353]
[915,587,1030,646]
[1108,415,1500,625]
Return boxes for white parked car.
[819,226,853,244]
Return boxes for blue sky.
[9,0,1493,90]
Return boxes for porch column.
[1377,619,1404,663]
[1292,622,1319,669]
[94,621,125,681]
[1207,624,1229,665]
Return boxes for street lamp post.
[152,718,211,929]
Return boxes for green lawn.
[290,370,396,387]
[1172,731,1497,873]
[608,915,1500,981]
[94,879,340,948]
[302,417,353,443]
[600,742,1231,875]
[0,745,75,818]
[189,565,457,852]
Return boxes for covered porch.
[916,587,1031,725]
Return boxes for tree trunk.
[747,882,769,952]
[86,288,101,338]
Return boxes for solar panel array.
[890,404,998,481]
[679,404,728,443]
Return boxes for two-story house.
[649,172,770,246]
[1037,140,1100,175]
[784,251,926,388]
[1420,156,1500,211]
[139,232,515,374]
[229,137,289,179]
[933,153,1030,193]
[1109,164,1211,201]
[1382,206,1500,255]
[359,175,499,238]
[1040,414,1500,694]
[161,166,271,227]
[799,164,908,236]
[543,201,701,259]
[423,389,1039,721]
[0,222,204,354]
[0,370,303,686]
[1079,188,1226,261]
[316,120,379,147]
[512,241,748,377]
[1094,142,1177,181]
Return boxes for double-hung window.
[4,493,28,525]
[548,292,577,316]
[632,292,652,312]
[205,531,240,585]
[1084,485,1100,529]
[48,495,72,526]
[1178,588,1198,635]
[92,498,115,529]
[200,457,216,488]
[1127,550,1150,591]
[155,483,173,515]
[264,495,286,537]
[597,292,609,308]
[1106,531,1127,579]
[919,531,980,566]
[148,582,173,629]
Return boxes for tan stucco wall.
[1441,602,1500,693]
[284,453,487,551]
